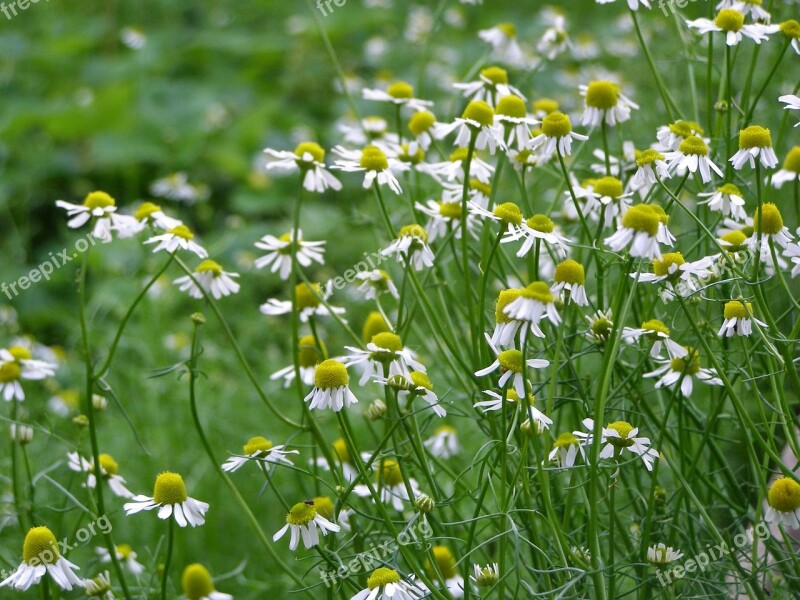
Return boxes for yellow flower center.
[717,183,742,197]
[753,203,784,235]
[362,311,390,344]
[98,453,119,476]
[768,477,800,512]
[117,544,133,559]
[0,362,21,382]
[553,432,579,449]
[653,252,686,278]
[371,332,403,353]
[153,472,188,505]
[522,281,555,303]
[606,421,635,448]
[427,545,458,580]
[134,201,162,221]
[592,316,613,339]
[313,496,335,521]
[462,100,495,127]
[313,359,349,389]
[480,66,508,85]
[723,300,753,320]
[497,22,517,38]
[678,135,709,157]
[670,347,701,375]
[182,563,215,600]
[593,176,624,199]
[636,149,664,167]
[294,141,326,164]
[8,346,31,361]
[541,111,573,138]
[23,527,60,565]
[721,230,749,251]
[496,95,526,119]
[497,349,523,373]
[715,9,744,32]
[195,259,223,275]
[434,425,455,436]
[495,289,523,324]
[641,319,670,337]
[398,143,425,164]
[360,145,389,171]
[169,224,195,240]
[409,111,436,136]
[333,438,351,463]
[738,126,772,150]
[585,81,619,110]
[782,147,800,173]
[554,259,585,285]
[243,436,274,455]
[295,282,322,310]
[380,459,404,486]
[439,201,462,219]
[368,567,402,590]
[621,204,660,236]
[387,80,414,99]
[399,223,429,244]
[410,371,433,391]
[668,120,704,138]
[287,501,317,526]
[83,191,116,209]
[449,147,469,162]
[533,98,559,114]
[780,19,800,39]
[492,202,523,225]
[470,179,491,196]
[526,214,554,233]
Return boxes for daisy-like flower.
[718,300,766,337]
[332,145,407,194]
[489,288,527,347]
[765,477,800,528]
[580,80,638,128]
[468,201,525,238]
[389,371,446,417]
[304,359,358,412]
[552,259,589,306]
[574,418,659,471]
[67,452,133,498]
[596,0,652,9]
[0,346,56,402]
[424,425,460,458]
[504,213,571,258]
[421,147,495,184]
[720,0,770,21]
[354,459,421,511]
[173,259,240,300]
[130,201,182,233]
[773,146,800,189]
[582,176,634,228]
[435,100,506,155]
[270,335,326,388]
[222,436,298,473]
[260,282,346,322]
[547,432,583,468]
[730,125,778,170]
[416,199,470,242]
[751,202,793,249]
[426,546,464,598]
[478,23,524,66]
[779,94,800,127]
[83,571,114,599]
[452,66,524,104]
[408,111,437,152]
[470,563,500,588]
[182,563,233,600]
[686,9,778,46]
[622,319,687,359]
[605,203,669,259]
[381,224,435,271]
[531,98,560,119]
[356,269,399,300]
[475,389,553,431]
[254,229,325,280]
[264,141,342,193]
[647,544,684,565]
[529,111,587,159]
[0,526,82,591]
[698,183,747,220]
[781,19,800,55]
[537,14,571,60]
[10,423,33,444]
[350,567,427,600]
[344,332,426,386]
[645,346,723,397]
[96,545,144,575]
[363,80,433,112]
[123,471,209,527]
[586,310,614,345]
[475,340,550,399]
[663,135,723,183]
[145,224,208,258]
[494,95,539,150]
[637,252,716,296]
[503,281,562,338]
[630,149,670,192]
[55,190,137,244]
[656,120,706,152]
[273,499,340,551]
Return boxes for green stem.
[160,517,174,600]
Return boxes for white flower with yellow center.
[0,526,82,591]
[781,19,800,54]
[596,0,651,9]
[124,472,209,527]
[362,80,433,112]
[452,66,524,103]
[575,418,659,471]
[426,546,464,598]
[489,288,526,347]
[130,201,182,233]
[332,144,407,195]
[55,190,137,244]
[605,203,669,259]
[381,224,435,271]
[0,346,56,402]
[718,300,766,337]
[264,141,342,193]
[468,201,525,238]
[475,341,550,399]
[502,281,562,338]
[355,270,399,300]
[478,23,524,66]
[537,14,571,60]
[773,147,800,188]
[580,81,638,127]
[686,9,778,46]
[441,179,492,210]
[631,149,670,191]
[353,459,421,511]
[304,359,358,412]
[476,389,553,431]
[581,176,634,228]
[384,371,446,417]
[548,432,584,468]
[470,563,500,589]
[416,199,472,242]
[67,452,133,498]
[344,332,426,386]
[494,95,539,150]
[765,477,800,528]
[504,213,571,258]
[273,499,341,550]
[622,319,687,359]
[424,425,460,458]
[96,544,143,575]
[780,94,800,127]
[718,0,769,21]
[730,125,778,170]
[645,346,722,397]
[408,111,437,152]
[698,183,746,220]
[647,544,684,565]
[270,335,326,388]
[350,567,427,600]
[82,571,115,599]
[656,120,706,152]
[529,111,588,159]
[222,436,298,473]
[181,563,232,600]
[173,259,240,300]
[420,146,495,184]
[750,203,793,250]
[663,135,723,183]
[552,259,588,306]
[435,100,507,154]
[637,252,716,301]
[260,282,346,322]
[254,229,325,280]
[145,224,208,258]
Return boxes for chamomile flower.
[353,459,421,511]
[630,149,670,191]
[381,224,435,270]
[575,418,659,471]
[273,500,340,551]
[55,191,136,244]
[355,270,399,299]
[751,203,793,249]
[586,310,614,345]
[781,19,800,54]
[145,224,208,258]
[338,116,393,145]
[173,260,240,300]
[468,201,525,238]
[421,147,495,184]
[605,204,669,259]
[478,23,524,67]
[765,477,800,528]
[67,452,133,498]
[622,319,687,359]
[552,259,589,306]
[96,545,143,575]
[580,80,638,127]
[424,425,460,458]
[470,563,500,588]
[779,94,800,127]
[475,340,550,399]
[475,389,553,431]
[270,335,326,388]
[222,436,298,473]
[730,126,778,170]
[503,281,562,338]
[452,66,524,104]
[656,120,706,152]
[407,111,437,153]
[686,9,778,46]
[362,80,433,112]
[260,282,346,322]
[123,471,209,527]
[718,300,766,337]
[0,346,56,402]
[773,147,800,188]
[0,526,82,591]
[181,563,233,600]
[647,544,684,565]
[304,359,358,412]
[531,98,560,119]
[264,141,342,193]
[416,199,471,241]
[83,571,114,599]
[254,229,325,280]
[663,135,723,183]
[494,95,539,150]
[548,432,583,468]
[344,332,425,385]
[596,0,652,9]
[529,111,587,159]
[645,346,722,397]
[426,546,464,598]
[129,201,182,234]
[332,145,407,194]
[698,183,747,220]
[505,214,571,258]
[489,288,526,347]
[434,100,506,154]
[389,371,446,417]
[537,15,571,60]
[582,176,634,228]
[350,567,427,600]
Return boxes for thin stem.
[160,517,175,600]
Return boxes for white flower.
[420,149,494,184]
[474,339,550,399]
[254,229,325,280]
[596,0,652,9]
[622,319,687,359]
[96,545,144,575]
[123,472,209,527]
[502,282,562,338]
[698,184,747,220]
[353,459,421,511]
[55,191,137,244]
[362,81,433,112]
[749,203,793,250]
[381,224,435,271]
[424,425,460,458]
[605,204,670,260]
[719,0,770,21]
[475,389,553,431]
[260,281,346,322]
[0,346,57,402]
[764,477,800,529]
[686,10,778,46]
[269,334,324,388]
[729,125,778,170]
[773,147,800,188]
[647,544,684,565]
[355,270,399,300]
[580,176,634,228]
[129,201,182,233]
[645,347,723,397]
[0,527,82,592]
[537,15,571,60]
[552,259,589,306]
[547,432,584,468]
[717,300,766,337]
[385,372,446,417]
[332,145,407,194]
[529,111,587,160]
[173,259,240,300]
[67,452,133,498]
[82,571,115,600]
[470,563,500,588]
[494,95,540,150]
[663,135,723,183]
[504,213,571,258]
[344,332,426,386]
[264,144,341,193]
[144,225,208,258]
[434,100,506,155]
[580,81,639,128]
[304,360,358,412]
[478,23,524,66]
[273,500,340,551]
[350,568,427,600]
[656,120,706,152]
[630,149,670,192]
[416,199,472,242]
[779,94,800,127]
[452,66,524,103]
[222,436,298,473]
[180,563,233,600]
[574,418,659,471]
